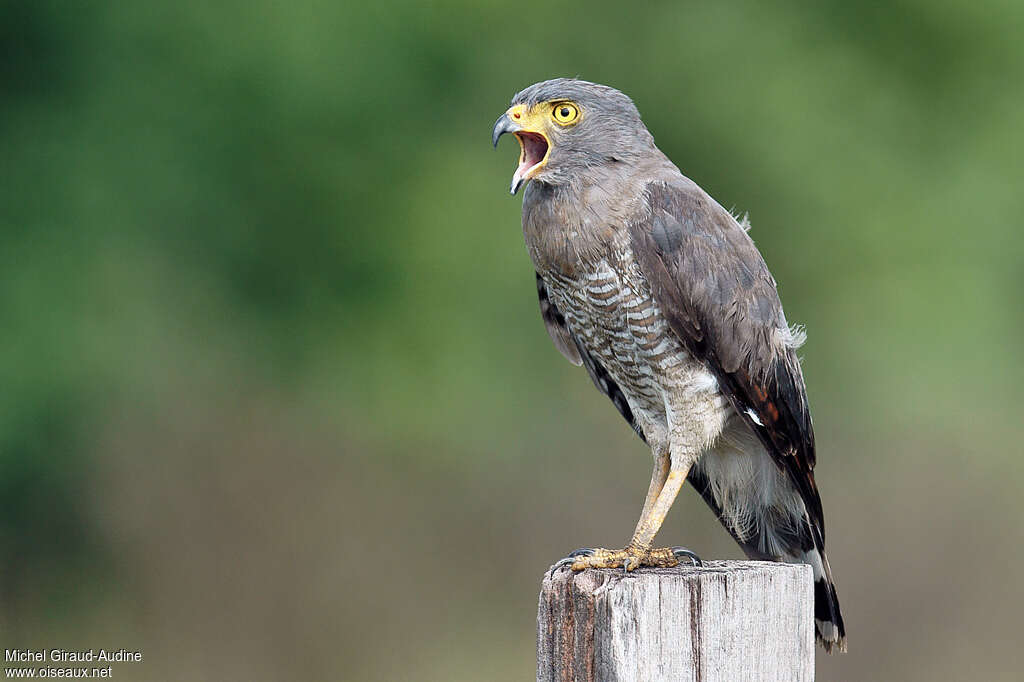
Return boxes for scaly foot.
[548,546,703,574]
[569,545,679,572]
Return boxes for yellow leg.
[629,467,687,549]
[571,459,693,571]
[633,450,670,538]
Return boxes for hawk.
[493,79,846,652]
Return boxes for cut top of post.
[537,561,814,682]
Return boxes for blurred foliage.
[1,1,1022,680]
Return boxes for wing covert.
[628,181,825,533]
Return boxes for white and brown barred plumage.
[496,79,846,651]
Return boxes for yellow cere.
[504,100,582,184]
[505,100,582,133]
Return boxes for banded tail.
[690,424,847,652]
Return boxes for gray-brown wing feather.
[628,181,825,535]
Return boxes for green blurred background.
[2,1,1021,680]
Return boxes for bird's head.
[492,78,656,194]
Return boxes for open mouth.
[512,131,549,193]
[516,132,549,175]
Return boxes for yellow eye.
[551,102,579,125]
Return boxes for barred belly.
[542,254,730,454]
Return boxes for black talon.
[548,548,596,575]
[671,547,703,566]
[567,548,595,558]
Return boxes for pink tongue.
[510,133,547,194]
[514,136,545,181]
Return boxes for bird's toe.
[671,546,703,566]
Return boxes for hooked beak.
[492,112,519,148]
[492,111,550,195]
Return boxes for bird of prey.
[493,79,846,652]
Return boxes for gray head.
[492,78,656,194]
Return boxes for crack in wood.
[537,561,814,682]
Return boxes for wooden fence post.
[537,560,813,682]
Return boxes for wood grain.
[537,561,813,682]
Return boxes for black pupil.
[560,107,570,117]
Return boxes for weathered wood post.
[538,560,813,682]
